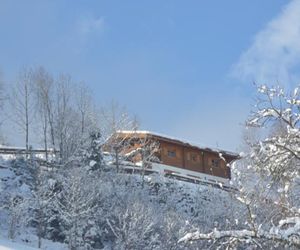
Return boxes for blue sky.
[1,0,300,150]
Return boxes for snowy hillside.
[0,156,239,250]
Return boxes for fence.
[0,146,58,159]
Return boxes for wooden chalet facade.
[111,131,238,181]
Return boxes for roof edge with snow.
[116,130,239,158]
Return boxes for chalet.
[107,131,239,186]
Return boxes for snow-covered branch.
[179,217,300,247]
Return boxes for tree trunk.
[81,111,85,136]
[37,212,42,249]
[115,149,119,172]
[25,84,29,158]
[46,102,56,150]
[43,114,48,161]
[141,160,145,188]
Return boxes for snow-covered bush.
[53,166,101,250]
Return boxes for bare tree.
[55,74,71,161]
[138,136,160,188]
[75,82,92,137]
[9,68,35,155]
[100,100,138,140]
[105,132,134,172]
[53,74,82,162]
[32,67,55,160]
[101,101,139,171]
[0,70,4,111]
[0,71,6,140]
[111,132,160,186]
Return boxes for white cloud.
[77,16,105,36]
[232,0,300,86]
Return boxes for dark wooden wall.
[159,140,231,179]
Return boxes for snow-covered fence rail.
[0,146,58,158]
[109,159,236,191]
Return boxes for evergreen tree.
[85,131,103,171]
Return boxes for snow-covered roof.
[117,130,238,158]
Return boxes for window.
[191,154,197,162]
[167,150,176,158]
[211,159,220,167]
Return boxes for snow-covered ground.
[0,238,37,250]
[0,236,67,250]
